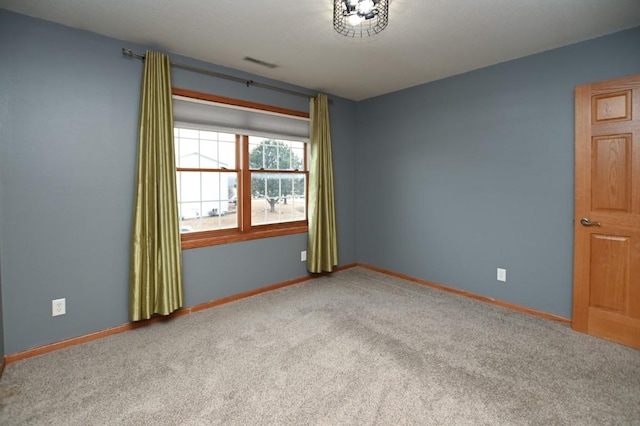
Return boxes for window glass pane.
[199,130,218,140]
[251,172,306,226]
[177,171,238,232]
[179,171,201,203]
[179,128,199,139]
[249,137,305,171]
[219,132,235,142]
[291,146,304,170]
[176,137,199,168]
[219,141,236,169]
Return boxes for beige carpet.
[1,267,639,425]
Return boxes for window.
[249,137,307,226]
[175,128,238,233]
[173,89,310,249]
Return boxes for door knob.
[580,217,601,227]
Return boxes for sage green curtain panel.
[129,51,184,321]
[307,94,338,273]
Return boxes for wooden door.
[573,74,640,349]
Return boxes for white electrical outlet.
[497,268,507,282]
[301,250,307,262]
[52,298,66,316]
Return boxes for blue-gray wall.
[1,8,639,356]
[356,26,640,319]
[0,12,6,363]
[0,162,4,363]
[0,10,356,355]
[0,269,3,365]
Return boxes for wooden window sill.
[181,223,308,249]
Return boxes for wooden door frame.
[572,82,591,333]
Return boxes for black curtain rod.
[121,48,313,100]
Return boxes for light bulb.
[358,0,374,14]
[347,13,364,26]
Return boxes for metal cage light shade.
[333,0,389,38]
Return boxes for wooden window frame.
[174,88,309,249]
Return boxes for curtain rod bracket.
[247,80,254,88]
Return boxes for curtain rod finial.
[122,48,134,57]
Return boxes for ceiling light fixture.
[333,0,389,38]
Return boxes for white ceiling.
[2,0,640,100]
